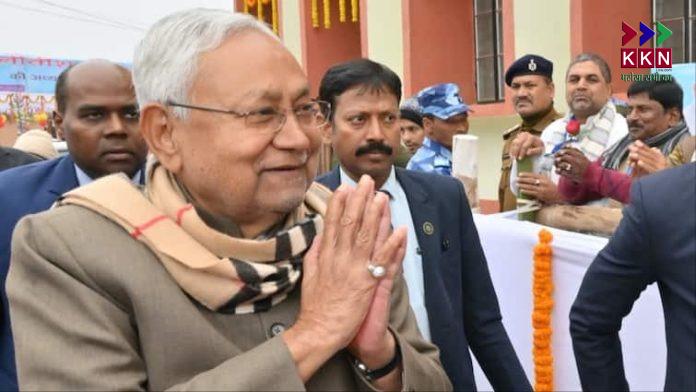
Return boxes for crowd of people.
[0,8,694,391]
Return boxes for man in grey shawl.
[555,79,690,205]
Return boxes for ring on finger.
[367,262,386,279]
[535,179,540,186]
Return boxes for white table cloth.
[470,213,666,391]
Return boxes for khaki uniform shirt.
[498,108,562,212]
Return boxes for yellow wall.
[275,0,522,205]
[463,0,572,204]
[459,0,572,204]
[365,0,404,82]
[280,0,304,65]
[513,0,570,114]
[470,115,519,201]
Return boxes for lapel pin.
[423,221,434,235]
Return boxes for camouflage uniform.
[406,137,452,176]
[406,83,470,177]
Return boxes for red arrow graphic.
[622,21,637,46]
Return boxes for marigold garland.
[339,0,346,22]
[241,0,278,34]
[533,229,554,391]
[271,0,278,34]
[311,0,319,28]
[310,0,358,28]
[323,0,331,28]
[256,0,263,21]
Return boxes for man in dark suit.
[0,59,147,390]
[570,162,696,391]
[0,146,41,172]
[315,58,530,391]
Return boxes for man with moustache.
[510,53,628,194]
[406,83,471,176]
[498,54,562,211]
[0,59,147,391]
[316,59,531,392]
[6,11,450,391]
[556,79,690,205]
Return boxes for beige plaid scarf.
[547,102,618,161]
[58,161,329,313]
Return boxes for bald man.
[0,60,147,390]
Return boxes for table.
[470,213,666,391]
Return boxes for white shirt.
[510,104,629,194]
[339,166,432,341]
[74,164,142,187]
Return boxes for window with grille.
[474,0,504,103]
[653,0,696,63]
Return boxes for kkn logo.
[620,21,673,68]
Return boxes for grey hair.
[133,8,277,118]
[566,52,612,83]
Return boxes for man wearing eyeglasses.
[6,9,450,391]
[0,59,147,391]
[316,58,531,391]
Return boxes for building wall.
[571,0,651,95]
[280,0,304,65]
[467,0,517,117]
[252,0,655,205]
[364,0,404,83]
[300,0,362,96]
[469,114,519,202]
[402,0,475,100]
[514,0,571,113]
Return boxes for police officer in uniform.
[499,54,562,211]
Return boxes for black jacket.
[571,163,696,391]
[316,166,531,391]
[0,147,41,172]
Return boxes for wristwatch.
[351,343,402,382]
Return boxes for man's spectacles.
[166,100,331,134]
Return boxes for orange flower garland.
[310,0,359,29]
[271,0,278,34]
[241,0,279,34]
[311,0,319,28]
[256,0,263,22]
[323,0,331,28]
[339,0,347,22]
[533,229,554,391]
